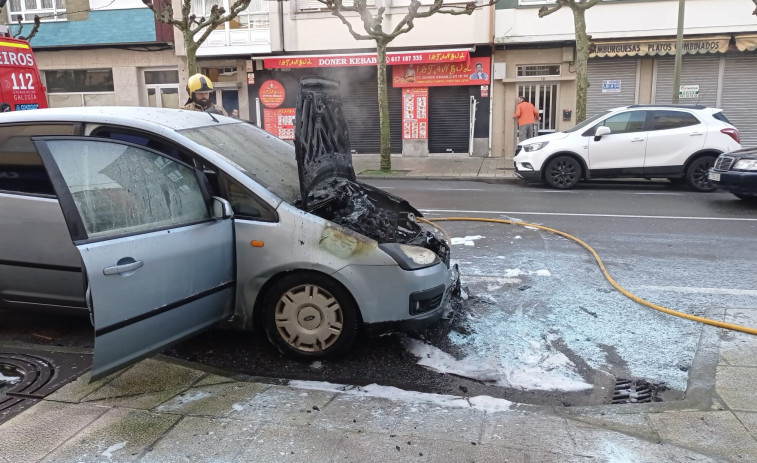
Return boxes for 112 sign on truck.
[0,36,46,111]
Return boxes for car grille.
[714,156,735,171]
[515,146,522,156]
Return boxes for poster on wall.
[263,108,295,139]
[402,87,428,140]
[601,80,622,93]
[393,57,491,88]
[259,80,285,108]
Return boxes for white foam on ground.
[288,380,512,413]
[404,338,591,391]
[101,441,127,459]
[0,372,20,384]
[451,235,485,246]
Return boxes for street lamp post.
[672,0,686,103]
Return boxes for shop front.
[589,34,757,146]
[251,48,491,156]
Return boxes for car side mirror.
[212,196,234,220]
[594,126,611,141]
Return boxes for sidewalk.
[352,153,519,182]
[2,307,757,462]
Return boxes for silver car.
[0,106,457,379]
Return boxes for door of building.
[517,83,558,135]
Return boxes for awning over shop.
[735,33,757,52]
[259,49,471,69]
[590,36,731,58]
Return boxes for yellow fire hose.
[418,216,757,336]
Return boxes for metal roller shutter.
[341,77,402,154]
[587,58,638,116]
[428,86,470,153]
[653,55,720,107]
[721,55,757,147]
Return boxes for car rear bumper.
[710,169,757,196]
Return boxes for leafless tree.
[752,0,757,16]
[12,15,41,41]
[321,0,497,171]
[143,0,252,75]
[539,0,602,124]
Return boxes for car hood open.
[293,76,450,264]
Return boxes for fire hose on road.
[419,216,757,336]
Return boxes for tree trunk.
[573,7,590,124]
[376,40,392,171]
[185,30,198,76]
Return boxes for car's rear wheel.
[262,272,359,359]
[544,155,582,190]
[685,155,717,192]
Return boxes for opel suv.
[513,105,741,191]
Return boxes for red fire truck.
[0,36,46,111]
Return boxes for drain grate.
[0,349,90,424]
[612,379,664,404]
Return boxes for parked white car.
[513,105,741,191]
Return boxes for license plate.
[708,172,721,182]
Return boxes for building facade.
[248,0,495,156]
[493,0,757,157]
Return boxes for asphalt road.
[3,179,755,407]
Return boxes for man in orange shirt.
[513,96,541,142]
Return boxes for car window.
[712,111,732,125]
[649,111,701,131]
[0,124,77,196]
[566,111,610,133]
[221,172,278,222]
[179,122,300,204]
[43,139,210,240]
[89,127,194,165]
[594,111,647,135]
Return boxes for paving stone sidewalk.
[352,154,518,181]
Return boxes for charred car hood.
[294,76,449,264]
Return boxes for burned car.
[0,78,457,379]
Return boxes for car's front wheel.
[262,272,359,359]
[685,155,717,192]
[544,155,582,189]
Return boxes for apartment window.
[192,0,269,29]
[9,0,67,22]
[145,69,180,109]
[43,69,115,108]
[516,65,561,78]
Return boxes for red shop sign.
[264,50,469,69]
[259,80,285,108]
[393,57,491,88]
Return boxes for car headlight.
[523,141,549,152]
[379,243,440,270]
[733,159,757,171]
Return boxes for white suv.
[513,105,741,191]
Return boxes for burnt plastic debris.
[294,76,450,265]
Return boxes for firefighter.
[182,73,228,116]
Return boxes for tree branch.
[322,0,375,40]
[578,0,602,10]
[142,0,184,27]
[538,2,564,18]
[753,0,757,16]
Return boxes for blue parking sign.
[602,80,621,93]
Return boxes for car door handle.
[690,132,703,136]
[103,260,144,275]
[631,138,645,142]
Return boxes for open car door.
[34,137,235,380]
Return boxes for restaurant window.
[43,69,116,108]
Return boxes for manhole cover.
[0,349,90,424]
[612,379,665,404]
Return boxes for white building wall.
[280,0,492,52]
[495,0,757,43]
